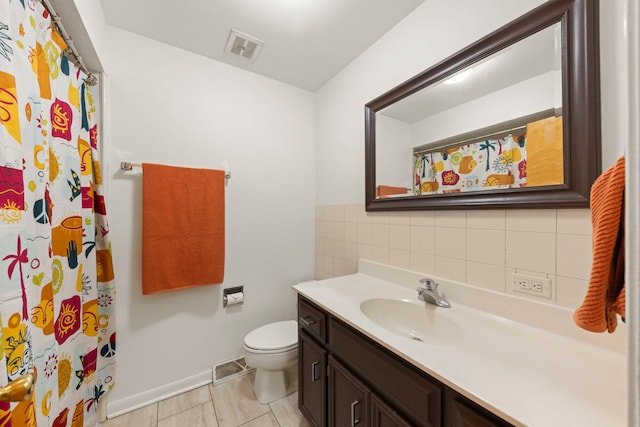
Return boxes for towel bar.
[120,161,231,179]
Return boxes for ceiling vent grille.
[224,29,264,63]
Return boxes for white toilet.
[243,320,298,404]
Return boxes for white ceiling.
[98,0,425,92]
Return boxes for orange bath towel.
[142,163,225,294]
[574,156,625,333]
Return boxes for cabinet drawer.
[329,318,442,427]
[298,297,327,343]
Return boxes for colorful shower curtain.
[0,1,115,426]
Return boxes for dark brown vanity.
[297,295,513,427]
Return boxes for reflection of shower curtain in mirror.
[414,134,527,195]
[0,1,116,425]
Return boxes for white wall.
[75,2,316,415]
[376,115,412,188]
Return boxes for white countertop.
[293,264,626,427]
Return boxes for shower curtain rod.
[38,0,97,86]
[120,161,232,179]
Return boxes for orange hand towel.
[574,156,625,333]
[142,163,225,294]
[377,185,410,198]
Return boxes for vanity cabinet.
[297,295,513,427]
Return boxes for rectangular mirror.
[365,0,600,211]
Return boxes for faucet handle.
[419,278,438,290]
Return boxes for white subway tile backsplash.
[344,242,358,263]
[557,209,592,235]
[345,222,357,243]
[389,249,411,270]
[357,223,372,245]
[332,221,345,241]
[345,204,358,223]
[370,246,389,264]
[466,210,506,230]
[435,210,466,228]
[466,229,505,266]
[344,261,358,275]
[367,212,390,224]
[388,212,412,225]
[556,234,592,280]
[506,209,556,233]
[410,226,435,254]
[410,211,436,226]
[331,239,345,260]
[371,223,390,247]
[316,204,593,309]
[316,221,330,239]
[389,225,411,250]
[466,261,506,292]
[506,231,556,275]
[357,244,373,261]
[435,227,466,260]
[331,257,345,276]
[435,256,466,282]
[356,204,368,223]
[331,204,346,223]
[316,270,332,280]
[410,252,436,275]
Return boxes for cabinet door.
[328,356,370,427]
[370,394,412,427]
[299,331,327,427]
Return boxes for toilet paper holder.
[223,286,244,308]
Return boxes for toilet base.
[253,368,290,404]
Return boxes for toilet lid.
[244,320,297,351]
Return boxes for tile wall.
[315,205,593,309]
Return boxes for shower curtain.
[0,1,115,425]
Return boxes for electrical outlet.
[512,273,552,299]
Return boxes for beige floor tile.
[239,412,280,427]
[210,374,270,427]
[102,403,158,427]
[270,392,311,427]
[158,385,212,419]
[158,402,218,427]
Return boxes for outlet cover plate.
[512,273,552,299]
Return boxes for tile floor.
[100,372,311,427]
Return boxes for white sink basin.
[360,298,463,344]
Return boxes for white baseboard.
[105,370,212,419]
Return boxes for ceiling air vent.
[224,29,264,63]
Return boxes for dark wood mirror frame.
[365,0,600,211]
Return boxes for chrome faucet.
[417,278,451,308]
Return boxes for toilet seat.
[243,320,297,353]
